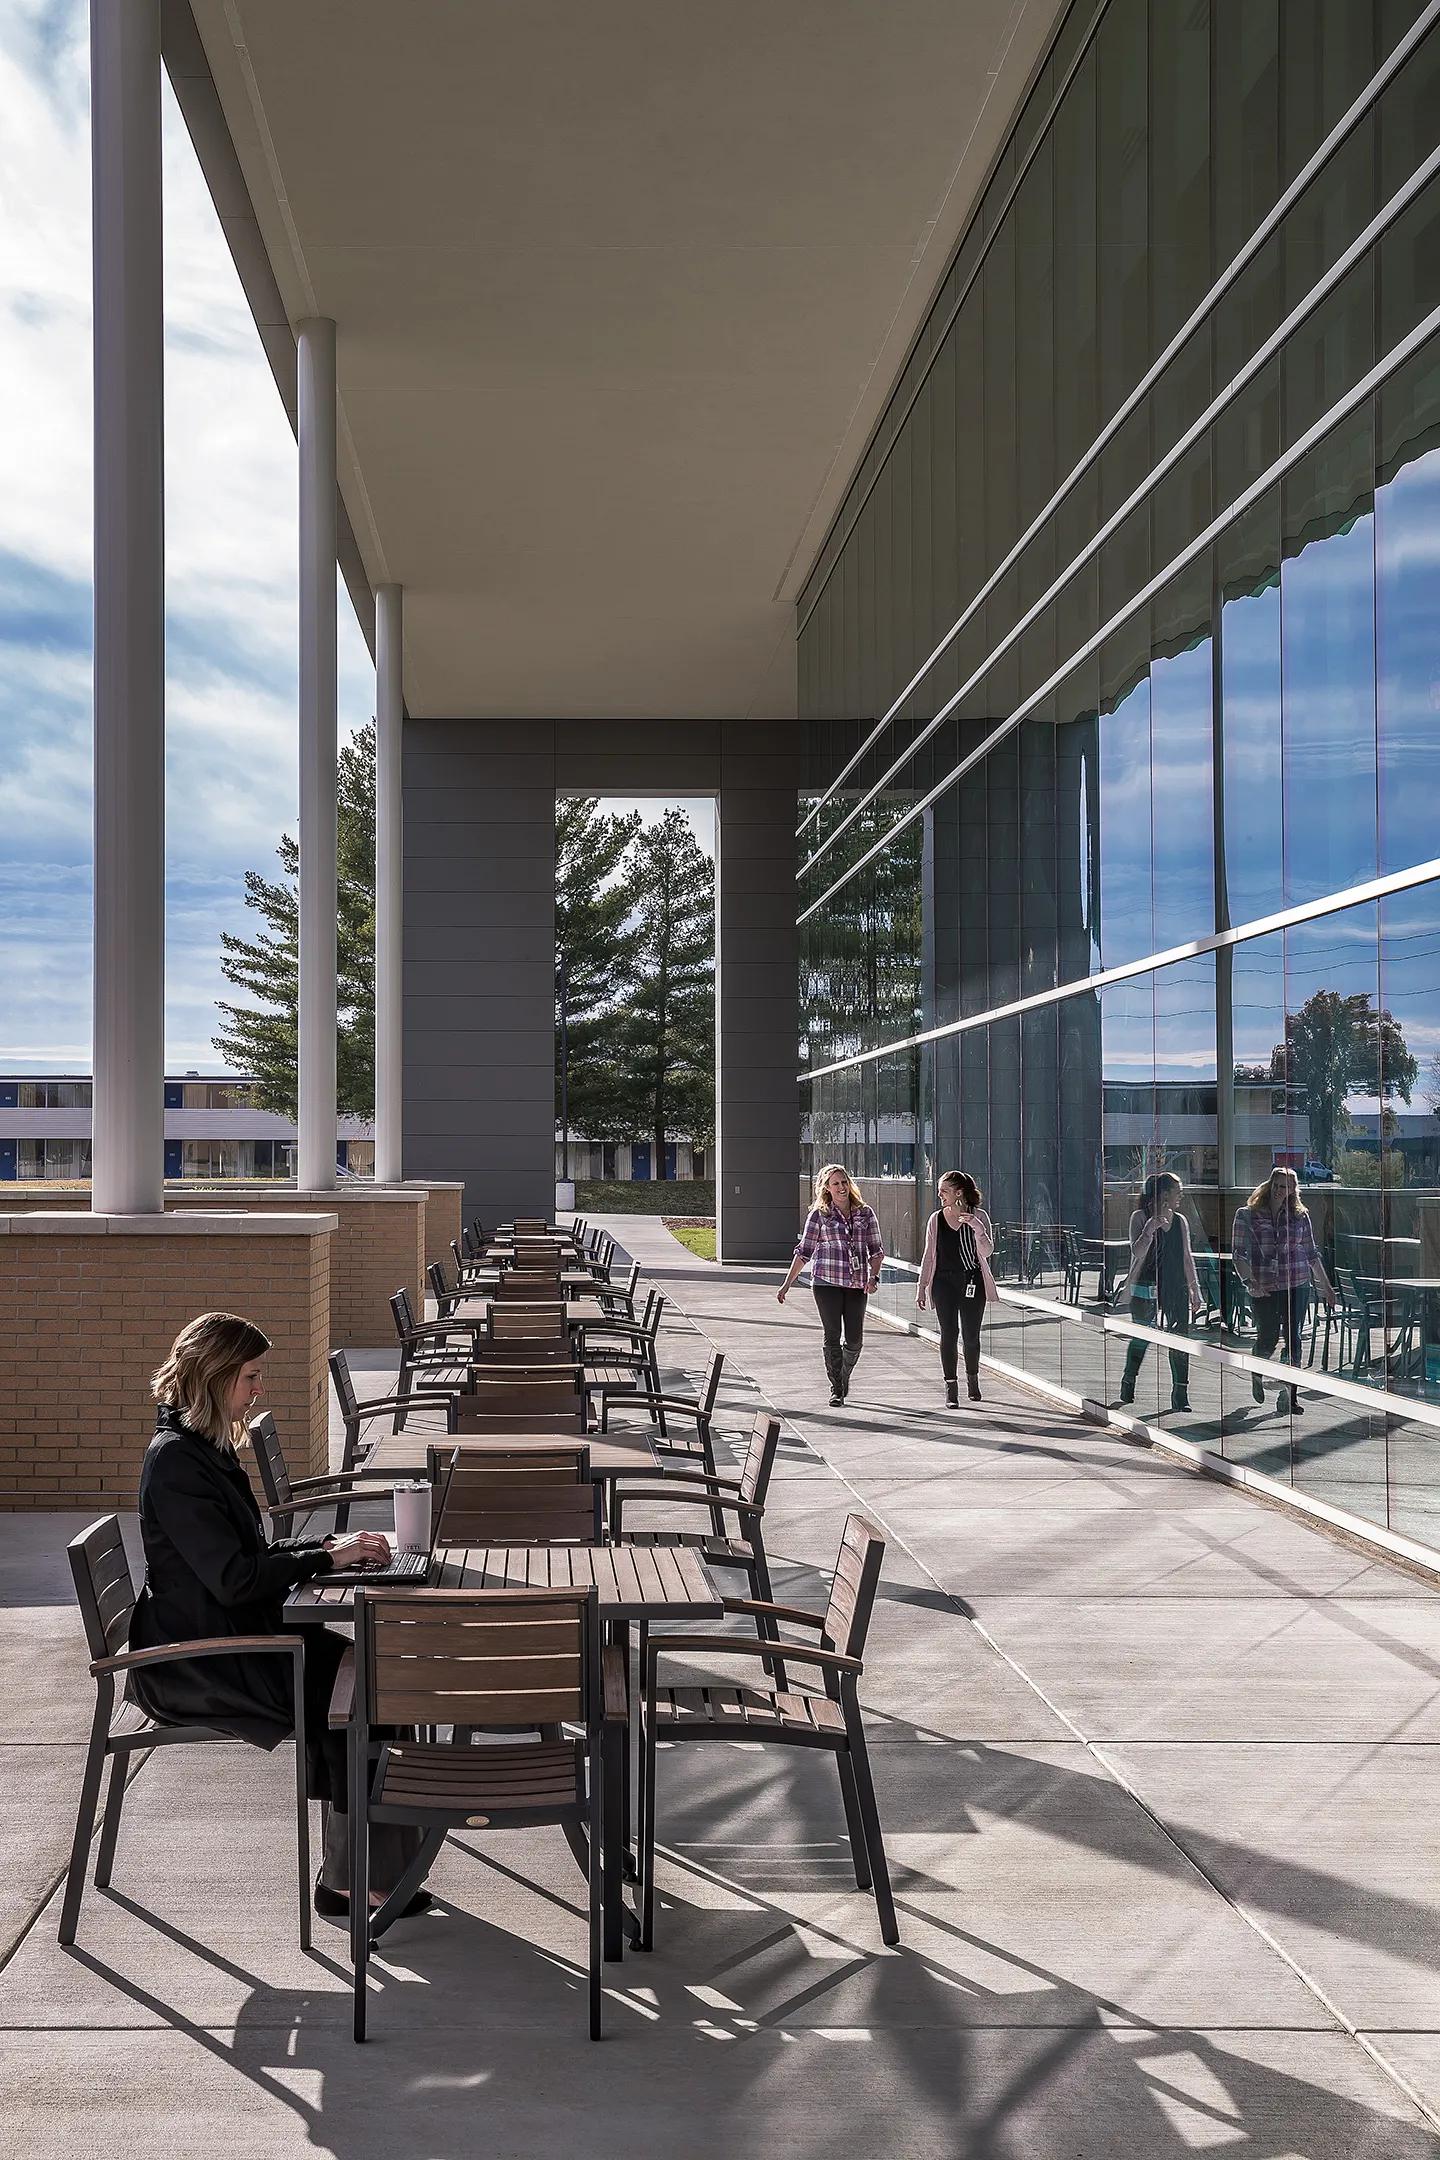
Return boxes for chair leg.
[393,1357,413,1433]
[846,1722,898,1946]
[834,1751,872,1890]
[638,1704,659,1951]
[350,1730,369,2041]
[58,1697,111,1946]
[650,1355,667,1438]
[588,1742,604,2040]
[93,1749,129,1889]
[293,1683,312,1954]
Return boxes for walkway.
[0,1218,1437,2156]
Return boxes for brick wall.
[0,1186,424,1351]
[0,1217,333,1511]
[413,1182,463,1276]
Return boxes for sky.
[0,3,715,1077]
[0,0,375,1074]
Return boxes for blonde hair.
[152,1312,271,1449]
[814,1163,864,1215]
[1247,1165,1308,1218]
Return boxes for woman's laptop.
[323,1549,430,1586]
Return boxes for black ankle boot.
[967,1376,982,1401]
[945,1379,959,1408]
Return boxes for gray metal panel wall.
[716,722,799,1263]
[403,719,557,1225]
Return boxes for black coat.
[126,1405,335,1749]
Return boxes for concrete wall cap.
[0,1212,340,1236]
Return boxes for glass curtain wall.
[797,0,1440,1547]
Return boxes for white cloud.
[0,0,373,1072]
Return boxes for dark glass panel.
[953,293,988,610]
[1052,38,1099,484]
[960,1025,991,1197]
[986,740,1022,1006]
[984,217,1019,570]
[910,377,936,669]
[1379,20,1440,203]
[1283,119,1375,314]
[1020,718,1059,994]
[1060,987,1105,1241]
[1022,1003,1062,1263]
[1015,132,1056,533]
[1219,492,1285,928]
[1097,0,1149,420]
[1280,0,1377,189]
[1214,0,1281,268]
[1214,350,1282,512]
[1379,174,1440,367]
[989,1015,1023,1230]
[1281,411,1378,904]
[1150,0,1213,353]
[1281,258,1374,450]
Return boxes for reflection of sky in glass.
[1150,640,1213,950]
[1379,883,1440,1110]
[1099,676,1152,966]
[1377,446,1440,878]
[1230,932,1285,1072]
[1102,973,1153,1086]
[1281,516,1378,905]
[1154,955,1216,1080]
[1285,904,1380,1120]
[1221,580,1284,927]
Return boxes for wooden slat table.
[361,1427,658,1483]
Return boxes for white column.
[296,318,338,1192]
[91,0,165,1216]
[374,584,404,1184]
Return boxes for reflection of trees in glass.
[1268,989,1416,1167]
[799,806,923,1072]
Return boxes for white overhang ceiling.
[188,0,1065,720]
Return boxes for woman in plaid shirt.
[778,1164,885,1406]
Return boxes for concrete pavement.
[0,1216,1436,2155]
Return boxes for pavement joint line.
[642,1249,1440,2138]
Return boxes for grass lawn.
[664,1221,716,1261]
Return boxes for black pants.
[813,1284,868,1390]
[1252,1286,1309,1368]
[1121,1298,1190,1393]
[932,1272,985,1382]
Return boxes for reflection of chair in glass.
[1335,1268,1379,1379]
[1062,1229,1084,1304]
[1225,1269,1254,1337]
[1194,1251,1221,1328]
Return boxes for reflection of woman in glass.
[1232,1167,1335,1414]
[917,1170,997,1406]
[1117,1172,1203,1412]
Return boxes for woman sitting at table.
[128,1310,423,1920]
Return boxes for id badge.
[964,1279,977,1299]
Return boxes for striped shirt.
[794,1203,884,1288]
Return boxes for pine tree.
[212,725,376,1117]
[608,809,715,1177]
[555,798,643,1152]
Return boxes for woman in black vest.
[1116,1173,1203,1413]
[128,1311,422,1921]
[917,1170,999,1405]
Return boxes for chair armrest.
[353,1390,455,1415]
[91,1634,302,1677]
[720,1597,827,1630]
[263,1485,399,1517]
[646,1635,860,1676]
[612,1488,759,1526]
[406,1319,486,1340]
[632,1468,741,1493]
[602,1645,628,1725]
[286,1472,399,1497]
[643,1398,706,1419]
[328,1646,356,1729]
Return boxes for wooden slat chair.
[613,1410,781,1621]
[391,1288,486,1424]
[251,1410,400,1540]
[60,1515,311,1949]
[460,1369,586,1419]
[490,1302,568,1341]
[451,1389,586,1439]
[428,1258,492,1318]
[581,1290,667,1431]
[349,1587,607,2040]
[329,1350,453,1478]
[593,1260,642,1322]
[638,1513,897,1950]
[430,1442,601,1546]
[451,1236,493,1287]
[592,1346,722,1471]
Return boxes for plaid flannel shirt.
[1231,1205,1322,1296]
[794,1203,884,1288]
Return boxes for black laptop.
[323,1549,431,1587]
